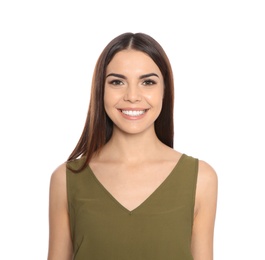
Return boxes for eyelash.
[109,79,123,85]
[108,79,156,86]
[142,79,156,85]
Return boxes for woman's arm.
[47,164,73,260]
[191,160,218,260]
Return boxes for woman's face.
[104,49,164,136]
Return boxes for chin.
[113,124,155,136]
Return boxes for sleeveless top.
[66,153,198,260]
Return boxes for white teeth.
[121,110,146,116]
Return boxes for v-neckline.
[87,154,185,214]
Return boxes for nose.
[123,85,141,103]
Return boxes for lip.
[117,108,149,120]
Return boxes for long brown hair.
[67,32,174,172]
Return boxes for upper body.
[48,33,218,260]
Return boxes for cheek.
[146,89,164,105]
[103,89,122,113]
[104,97,112,116]
[104,99,112,119]
[104,88,114,107]
[104,88,123,102]
[103,90,111,113]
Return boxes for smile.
[118,109,149,117]
[121,110,146,116]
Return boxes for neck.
[99,127,165,163]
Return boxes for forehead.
[106,50,161,75]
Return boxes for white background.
[0,0,264,259]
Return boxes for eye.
[142,79,156,86]
[109,79,124,85]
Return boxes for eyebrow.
[106,73,159,79]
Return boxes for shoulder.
[49,163,69,218]
[49,163,68,203]
[197,160,218,188]
[191,159,217,258]
[50,163,67,187]
[195,159,218,213]
[48,163,73,259]
[159,145,183,162]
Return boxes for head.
[68,32,174,166]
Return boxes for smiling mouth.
[120,109,148,116]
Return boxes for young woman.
[48,32,218,260]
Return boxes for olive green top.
[66,154,198,260]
